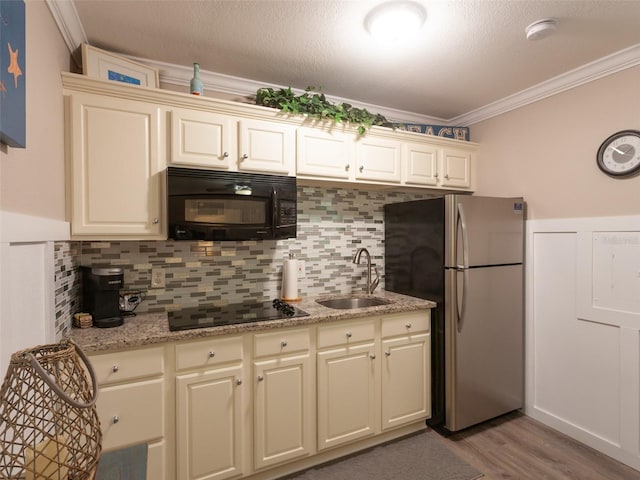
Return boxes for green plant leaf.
[255,86,388,135]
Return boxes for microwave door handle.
[271,187,278,235]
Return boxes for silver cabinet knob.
[223,152,229,158]
[444,174,449,179]
[241,154,248,160]
[405,323,412,329]
[152,218,159,224]
[359,165,364,172]
[111,365,119,373]
[281,340,288,348]
[258,375,264,382]
[208,351,215,358]
[346,332,352,338]
[345,164,350,171]
[370,354,376,360]
[236,379,242,385]
[112,415,119,424]
[385,351,391,357]
[434,172,439,178]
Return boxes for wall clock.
[596,130,640,178]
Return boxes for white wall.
[471,66,640,469]
[0,2,71,376]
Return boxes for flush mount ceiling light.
[525,18,558,41]
[365,1,427,45]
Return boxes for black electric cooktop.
[167,300,309,332]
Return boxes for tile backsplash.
[54,184,433,336]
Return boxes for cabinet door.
[381,333,431,430]
[97,378,164,451]
[354,136,401,183]
[440,147,471,188]
[253,353,313,469]
[238,119,295,175]
[317,343,377,450]
[170,108,235,170]
[68,93,165,239]
[403,142,439,186]
[296,127,353,179]
[176,365,244,480]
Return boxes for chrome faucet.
[352,247,380,294]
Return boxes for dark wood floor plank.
[426,412,640,480]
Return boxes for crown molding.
[45,0,87,68]
[450,43,640,126]
[48,0,640,127]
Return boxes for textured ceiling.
[72,0,640,121]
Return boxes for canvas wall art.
[0,0,26,148]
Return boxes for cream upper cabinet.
[175,336,245,480]
[381,312,431,430]
[170,107,235,170]
[66,91,166,240]
[354,135,402,183]
[238,119,295,175]
[440,147,472,188]
[296,127,354,179]
[316,319,378,450]
[252,328,314,470]
[403,143,472,189]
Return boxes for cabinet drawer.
[317,319,376,349]
[254,328,309,357]
[98,378,164,451]
[175,336,243,371]
[381,312,430,338]
[90,347,164,385]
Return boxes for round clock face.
[596,130,640,178]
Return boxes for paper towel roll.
[281,258,299,301]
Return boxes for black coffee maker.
[82,266,124,328]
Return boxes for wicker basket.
[0,340,101,479]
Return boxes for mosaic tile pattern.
[53,241,81,339]
[55,185,434,329]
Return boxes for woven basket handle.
[27,340,99,409]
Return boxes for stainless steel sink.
[316,297,391,310]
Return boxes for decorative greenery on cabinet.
[256,86,388,135]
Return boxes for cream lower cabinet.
[316,319,377,450]
[175,336,245,480]
[65,91,166,240]
[88,346,166,479]
[252,328,314,470]
[381,313,431,430]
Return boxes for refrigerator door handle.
[456,203,469,332]
[457,203,469,269]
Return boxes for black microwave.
[167,167,297,241]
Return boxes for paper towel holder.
[281,253,302,302]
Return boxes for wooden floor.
[427,412,640,480]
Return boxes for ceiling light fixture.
[525,18,558,41]
[365,1,427,45]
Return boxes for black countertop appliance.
[82,266,124,328]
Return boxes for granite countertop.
[69,290,436,354]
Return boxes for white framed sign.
[81,43,159,88]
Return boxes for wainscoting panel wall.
[526,215,640,471]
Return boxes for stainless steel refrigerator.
[384,194,524,433]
